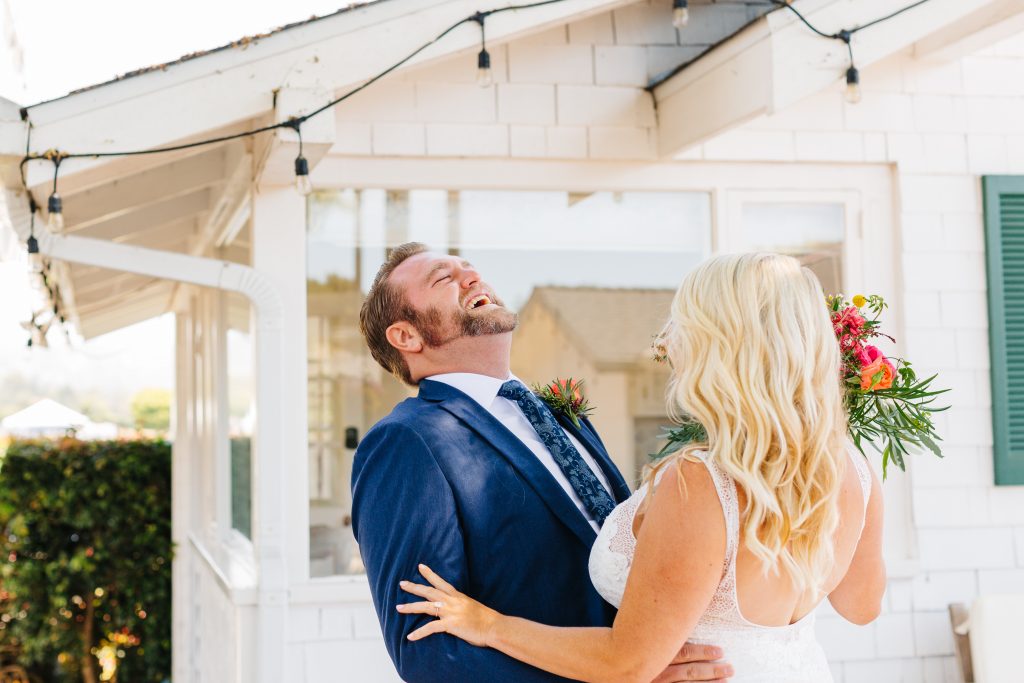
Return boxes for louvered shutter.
[984,175,1024,485]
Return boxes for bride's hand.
[398,564,500,648]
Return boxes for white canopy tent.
[1,397,91,436]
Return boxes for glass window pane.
[226,293,254,540]
[307,189,711,577]
[740,202,845,294]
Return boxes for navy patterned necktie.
[497,380,616,526]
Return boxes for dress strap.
[846,446,872,534]
[691,452,740,570]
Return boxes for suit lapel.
[557,415,632,504]
[419,380,598,548]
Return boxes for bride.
[397,252,886,682]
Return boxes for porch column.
[251,186,309,673]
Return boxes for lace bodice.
[588,448,872,682]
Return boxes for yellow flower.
[852,294,867,308]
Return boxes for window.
[306,188,712,577]
[225,293,254,539]
[739,201,845,294]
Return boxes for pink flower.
[853,343,872,367]
[833,306,866,335]
[861,345,896,385]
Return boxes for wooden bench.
[951,594,1024,683]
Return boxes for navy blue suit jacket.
[352,379,632,683]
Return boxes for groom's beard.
[412,300,518,349]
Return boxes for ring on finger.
[432,601,444,616]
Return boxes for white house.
[2,0,1024,680]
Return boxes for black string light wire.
[17,0,571,216]
[768,0,934,104]
[19,0,938,208]
[14,0,939,347]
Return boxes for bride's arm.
[828,466,885,624]
[398,460,727,683]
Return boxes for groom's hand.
[650,643,733,682]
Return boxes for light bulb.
[294,156,313,196]
[845,66,862,104]
[476,49,493,88]
[26,235,43,273]
[47,193,64,232]
[672,0,689,29]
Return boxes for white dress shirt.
[428,372,614,533]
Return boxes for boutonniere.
[533,378,594,429]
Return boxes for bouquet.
[654,294,948,477]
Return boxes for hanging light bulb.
[47,192,64,232]
[294,155,313,196]
[845,66,862,104]
[26,234,43,273]
[672,0,690,29]
[476,48,493,88]
[472,13,493,88]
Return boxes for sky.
[0,0,358,421]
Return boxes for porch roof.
[1,0,1021,339]
[0,0,645,338]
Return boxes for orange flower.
[860,357,895,391]
[549,379,582,401]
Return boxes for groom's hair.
[360,242,429,385]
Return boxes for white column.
[251,185,309,675]
[172,312,193,683]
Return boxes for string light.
[768,0,931,103]
[46,154,65,232]
[477,49,493,88]
[473,13,493,88]
[672,0,690,30]
[16,0,938,261]
[26,197,42,273]
[286,119,313,196]
[845,65,862,104]
[26,234,42,273]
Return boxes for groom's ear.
[385,321,423,354]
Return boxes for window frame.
[297,159,915,585]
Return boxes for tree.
[129,389,171,431]
[0,439,172,683]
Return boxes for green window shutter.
[984,175,1024,486]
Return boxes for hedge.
[0,439,172,683]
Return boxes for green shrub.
[0,439,172,683]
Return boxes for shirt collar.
[426,372,520,410]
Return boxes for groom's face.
[391,251,518,348]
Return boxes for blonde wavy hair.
[649,252,848,595]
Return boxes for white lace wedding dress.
[589,449,871,682]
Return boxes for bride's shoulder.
[638,453,727,557]
[646,453,720,512]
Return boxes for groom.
[352,243,730,682]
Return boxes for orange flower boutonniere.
[533,378,594,429]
